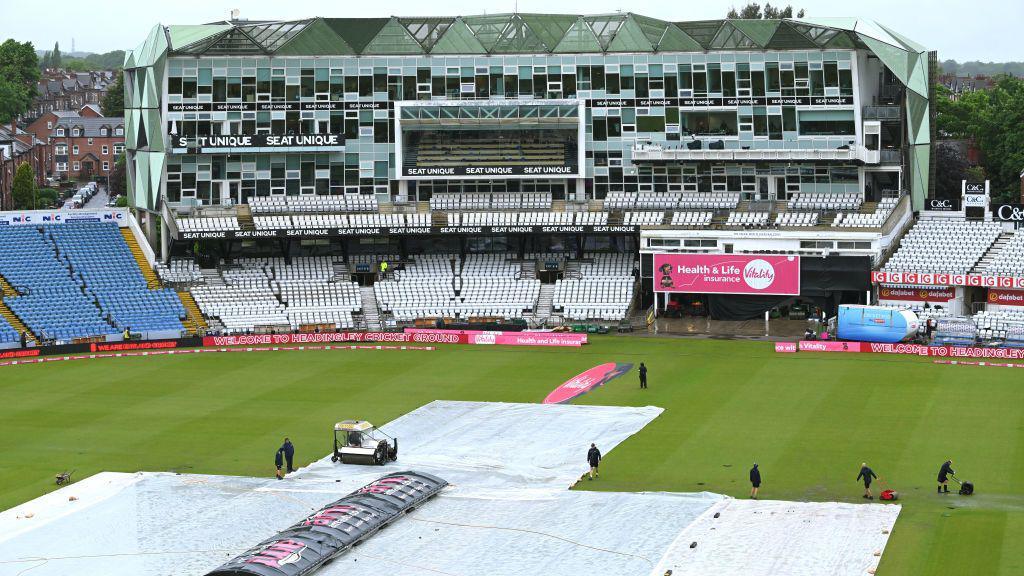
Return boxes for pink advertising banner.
[543,362,633,404]
[775,342,798,353]
[798,340,864,353]
[405,328,587,346]
[774,340,1024,360]
[653,253,801,295]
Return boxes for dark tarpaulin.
[706,256,871,320]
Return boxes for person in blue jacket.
[857,462,878,499]
[274,448,285,480]
[937,459,954,494]
[587,443,602,480]
[281,438,295,473]
[749,463,761,499]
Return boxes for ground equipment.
[331,420,398,465]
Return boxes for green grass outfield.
[2,336,1023,575]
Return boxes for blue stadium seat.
[0,223,185,342]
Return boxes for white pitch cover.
[0,401,898,576]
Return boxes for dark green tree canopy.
[0,39,39,122]
[11,162,37,210]
[727,3,805,18]
[101,69,125,117]
[936,75,1024,203]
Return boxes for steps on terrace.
[177,290,208,335]
[332,261,351,282]
[236,204,255,231]
[535,283,555,320]
[201,269,226,287]
[359,286,382,331]
[0,273,18,298]
[972,231,1014,274]
[120,228,161,289]
[0,300,36,344]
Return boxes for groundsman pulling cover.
[205,471,446,576]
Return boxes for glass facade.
[163,49,866,205]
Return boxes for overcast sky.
[0,0,1017,62]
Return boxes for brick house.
[0,123,48,210]
[50,116,125,183]
[30,71,114,119]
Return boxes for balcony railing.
[632,142,880,164]
[880,149,902,164]
[863,106,901,121]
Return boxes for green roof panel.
[729,19,779,46]
[463,14,514,53]
[629,14,671,47]
[275,18,355,55]
[324,18,390,53]
[518,13,576,51]
[824,31,858,49]
[767,21,819,49]
[552,18,603,53]
[429,18,487,54]
[710,21,759,49]
[489,15,549,54]
[399,17,455,52]
[606,16,655,52]
[361,17,426,55]
[584,15,627,51]
[676,20,723,48]
[655,23,703,51]
[166,25,232,51]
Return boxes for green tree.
[0,78,25,124]
[11,162,37,210]
[728,3,804,18]
[933,142,970,200]
[39,50,50,70]
[51,42,61,69]
[101,69,124,117]
[108,153,126,197]
[938,75,1024,203]
[0,39,40,119]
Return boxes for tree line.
[935,75,1024,203]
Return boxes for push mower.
[331,420,398,466]
[952,475,974,496]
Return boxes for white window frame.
[102,161,109,171]
[56,128,65,136]
[102,145,109,155]
[73,161,80,171]
[72,145,79,155]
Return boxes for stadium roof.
[157,14,927,60]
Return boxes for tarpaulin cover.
[650,498,899,576]
[205,471,447,576]
[0,401,900,576]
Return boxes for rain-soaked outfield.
[2,336,1021,575]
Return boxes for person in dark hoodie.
[639,363,648,389]
[857,462,878,499]
[587,443,602,480]
[749,463,761,499]
[937,459,954,494]
[280,438,295,473]
[274,447,285,480]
